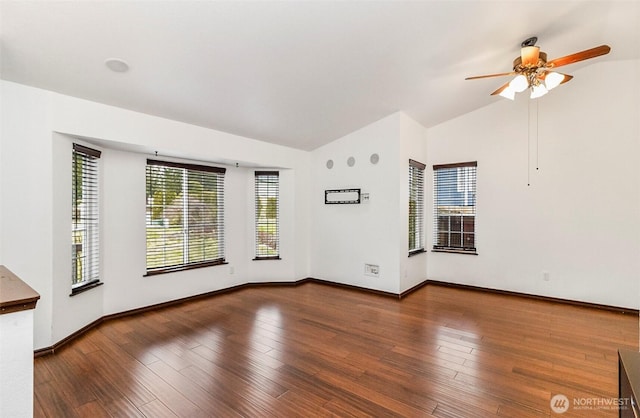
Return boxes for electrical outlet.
[543,271,550,281]
[365,263,379,277]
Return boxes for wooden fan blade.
[490,81,512,96]
[465,72,515,80]
[546,45,610,69]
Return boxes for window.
[145,159,226,275]
[433,161,477,253]
[72,143,101,293]
[254,171,280,260]
[409,159,426,255]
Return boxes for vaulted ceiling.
[1,1,638,150]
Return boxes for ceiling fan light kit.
[510,75,529,93]
[466,37,610,100]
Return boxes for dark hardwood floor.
[34,282,638,417]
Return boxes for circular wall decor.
[347,156,356,167]
[326,159,334,169]
[370,153,379,164]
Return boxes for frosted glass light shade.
[499,86,516,100]
[545,72,564,90]
[510,75,529,92]
[530,84,548,99]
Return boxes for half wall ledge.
[0,265,40,315]
[0,265,40,418]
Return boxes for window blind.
[72,143,101,290]
[254,171,280,259]
[433,161,477,252]
[146,159,226,274]
[409,159,426,254]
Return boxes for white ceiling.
[1,1,639,150]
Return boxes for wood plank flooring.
[34,282,638,417]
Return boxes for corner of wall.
[0,81,55,348]
[0,81,4,264]
[397,112,428,293]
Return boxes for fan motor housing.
[513,51,547,71]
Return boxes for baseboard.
[35,279,313,357]
[400,279,430,298]
[306,277,403,299]
[102,282,251,322]
[34,317,103,357]
[425,280,639,315]
[35,277,635,357]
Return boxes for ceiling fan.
[466,37,610,99]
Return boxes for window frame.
[253,171,281,260]
[71,143,103,295]
[432,161,478,255]
[145,159,226,276]
[408,159,426,256]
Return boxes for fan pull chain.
[536,100,539,171]
[527,99,531,186]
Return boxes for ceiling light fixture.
[105,58,130,73]
[530,83,548,99]
[498,70,572,100]
[466,37,609,100]
[497,45,566,100]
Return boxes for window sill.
[432,249,478,255]
[253,256,282,261]
[144,260,228,277]
[408,249,426,257]
[70,280,103,297]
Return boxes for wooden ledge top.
[0,265,40,315]
[619,349,640,405]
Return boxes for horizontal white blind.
[409,159,425,253]
[433,162,477,252]
[72,144,101,289]
[146,159,225,274]
[255,171,280,259]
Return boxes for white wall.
[426,60,640,309]
[51,135,105,342]
[309,112,428,294]
[51,91,312,281]
[0,82,54,348]
[0,310,35,418]
[0,81,3,264]
[398,113,428,293]
[1,80,311,349]
[98,146,252,316]
[310,113,401,293]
